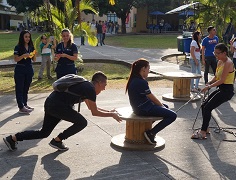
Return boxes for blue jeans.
[204,56,217,84]
[15,97,88,141]
[137,104,177,135]
[189,58,201,89]
[97,33,103,45]
[14,64,34,109]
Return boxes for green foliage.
[7,0,43,13]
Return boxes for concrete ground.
[0,38,236,179]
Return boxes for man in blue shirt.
[202,26,219,84]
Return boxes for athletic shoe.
[144,131,156,145]
[49,139,69,151]
[18,107,32,114]
[25,105,34,111]
[3,135,18,151]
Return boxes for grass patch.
[105,34,178,49]
[0,32,42,60]
[0,62,130,95]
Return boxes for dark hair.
[18,30,34,51]
[61,28,73,48]
[192,31,201,49]
[125,58,149,93]
[207,26,215,33]
[215,43,229,55]
[92,71,107,83]
[41,34,47,39]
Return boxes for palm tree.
[35,0,98,46]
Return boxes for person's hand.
[112,112,122,123]
[109,108,116,112]
[201,85,211,93]
[23,53,30,59]
[195,60,199,66]
[54,54,61,61]
[60,53,67,58]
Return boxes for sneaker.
[144,131,156,145]
[38,77,42,81]
[25,105,34,111]
[3,135,18,151]
[191,89,198,93]
[49,139,69,151]
[18,107,31,114]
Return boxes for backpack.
[52,74,87,96]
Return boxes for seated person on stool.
[125,58,177,145]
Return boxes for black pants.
[14,64,34,109]
[204,56,217,84]
[15,97,88,141]
[201,86,234,131]
[102,33,105,44]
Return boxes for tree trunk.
[121,16,127,34]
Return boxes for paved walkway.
[0,38,236,179]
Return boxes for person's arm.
[201,46,205,65]
[202,60,232,92]
[60,53,78,61]
[146,93,164,107]
[14,54,30,62]
[84,99,122,122]
[230,41,234,53]
[190,45,198,66]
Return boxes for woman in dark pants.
[14,30,36,114]
[191,43,235,139]
[126,58,177,145]
[54,28,78,79]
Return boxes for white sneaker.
[25,105,34,111]
[18,107,31,114]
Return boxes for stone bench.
[111,107,165,151]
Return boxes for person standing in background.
[230,37,236,78]
[54,29,78,79]
[13,30,36,114]
[38,35,56,80]
[96,20,103,46]
[102,21,107,45]
[201,26,219,84]
[189,31,202,92]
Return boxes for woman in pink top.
[102,21,107,45]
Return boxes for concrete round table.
[162,72,202,102]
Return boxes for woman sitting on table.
[54,28,78,79]
[125,58,177,145]
[191,43,235,139]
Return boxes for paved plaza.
[0,38,236,179]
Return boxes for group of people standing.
[12,28,79,114]
[190,26,235,139]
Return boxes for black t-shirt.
[48,81,96,106]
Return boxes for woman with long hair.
[14,30,36,114]
[54,28,78,79]
[191,43,235,139]
[190,31,202,92]
[126,58,177,145]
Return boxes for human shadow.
[0,112,25,128]
[0,152,38,180]
[194,135,236,179]
[41,151,70,180]
[79,147,198,179]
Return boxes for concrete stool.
[111,107,165,151]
